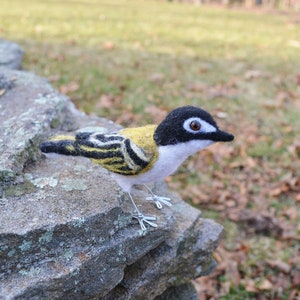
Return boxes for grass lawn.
[1,0,299,298]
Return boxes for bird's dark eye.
[190,120,201,131]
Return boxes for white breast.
[113,139,214,192]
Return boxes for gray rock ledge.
[0,41,224,299]
[0,39,24,70]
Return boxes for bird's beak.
[208,130,234,142]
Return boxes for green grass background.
[2,0,300,118]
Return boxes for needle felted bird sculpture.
[40,106,234,231]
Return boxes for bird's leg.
[127,192,157,231]
[144,184,172,210]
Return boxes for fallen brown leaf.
[266,259,291,274]
[59,81,79,95]
[288,290,299,300]
[97,94,121,109]
[227,209,283,237]
[102,41,116,50]
[148,73,165,83]
[145,105,167,124]
[244,69,263,80]
[240,278,258,293]
[282,207,298,220]
[257,279,273,291]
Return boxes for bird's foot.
[143,185,172,210]
[145,195,172,210]
[132,213,157,231]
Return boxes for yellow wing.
[75,127,158,176]
[119,125,159,174]
[40,126,159,176]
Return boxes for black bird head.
[154,106,234,146]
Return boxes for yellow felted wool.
[120,125,159,174]
[40,127,158,176]
[43,135,78,155]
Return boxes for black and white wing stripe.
[75,132,152,175]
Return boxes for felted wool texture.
[40,125,159,176]
[40,135,79,156]
[119,125,159,175]
[154,105,219,146]
[40,106,234,180]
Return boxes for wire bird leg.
[144,184,172,210]
[127,192,157,231]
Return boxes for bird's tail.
[40,135,80,156]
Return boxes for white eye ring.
[183,117,217,134]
